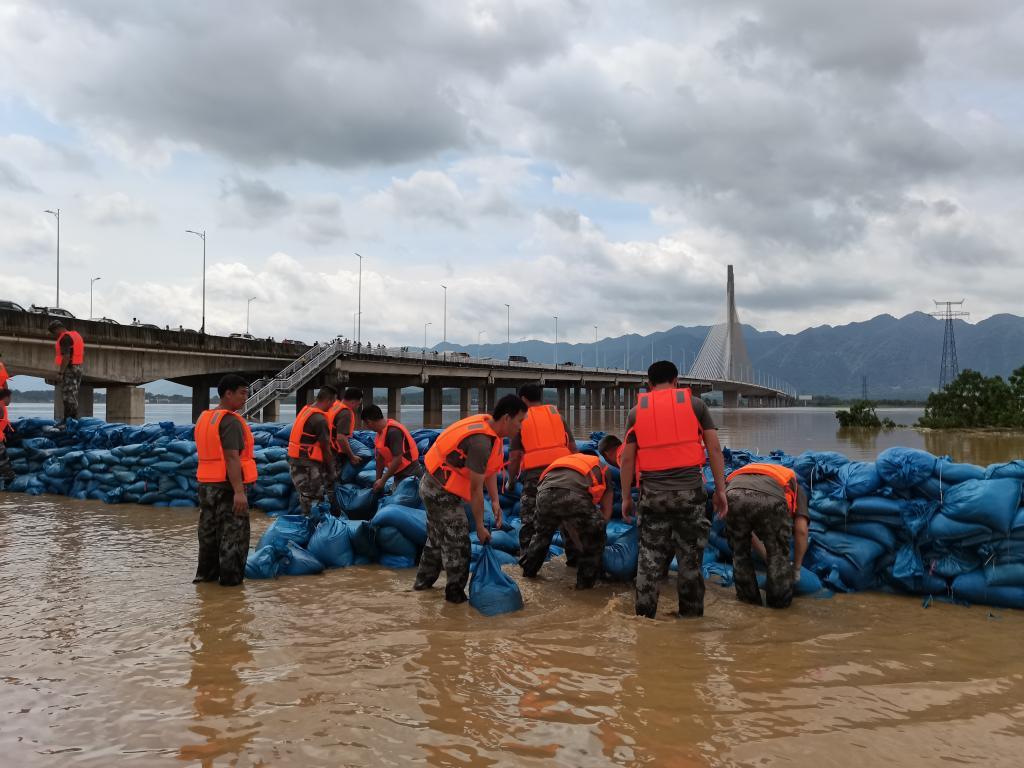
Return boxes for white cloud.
[82,192,158,226]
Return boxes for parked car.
[94,317,120,324]
[508,355,528,363]
[281,338,307,346]
[562,361,577,366]
[30,305,76,319]
[230,332,257,341]
[451,351,471,359]
[0,300,26,312]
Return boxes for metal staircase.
[242,339,349,417]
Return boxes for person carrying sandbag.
[327,386,365,489]
[414,395,527,604]
[194,374,258,587]
[288,386,338,516]
[361,403,423,493]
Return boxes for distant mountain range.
[439,313,1024,399]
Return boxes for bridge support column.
[485,384,497,413]
[556,385,569,412]
[572,386,581,412]
[53,383,96,421]
[459,387,471,418]
[296,384,314,415]
[387,386,401,418]
[423,384,443,428]
[476,386,486,414]
[191,383,210,423]
[722,390,740,408]
[260,399,280,423]
[107,385,145,425]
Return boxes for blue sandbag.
[307,515,355,568]
[792,451,850,486]
[470,544,519,573]
[279,541,324,576]
[940,478,1022,534]
[603,526,638,581]
[469,543,524,616]
[253,497,290,513]
[253,482,291,498]
[913,477,950,501]
[952,568,1024,609]
[834,461,882,500]
[806,547,879,591]
[886,545,949,595]
[984,460,1024,480]
[876,447,936,489]
[488,529,520,554]
[813,530,888,570]
[849,495,906,523]
[257,514,313,552]
[840,521,899,550]
[925,512,992,545]
[336,485,379,519]
[380,475,423,509]
[934,460,985,484]
[345,519,378,563]
[374,525,419,563]
[262,460,290,475]
[605,520,634,544]
[926,548,981,578]
[168,499,195,508]
[371,504,428,546]
[984,561,1024,587]
[757,567,824,596]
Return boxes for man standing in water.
[361,404,423,492]
[0,388,16,486]
[619,360,728,619]
[49,320,84,426]
[725,462,809,608]
[288,386,338,516]
[415,394,527,604]
[193,374,258,587]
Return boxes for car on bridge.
[0,300,26,312]
[230,332,257,341]
[281,338,307,346]
[94,317,120,324]
[508,355,528,363]
[30,305,76,319]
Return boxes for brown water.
[3,409,1024,767]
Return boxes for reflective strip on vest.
[632,388,705,472]
[726,463,798,515]
[424,414,504,501]
[54,331,85,368]
[519,404,571,471]
[288,405,328,463]
[375,419,419,474]
[195,409,258,484]
[540,453,608,506]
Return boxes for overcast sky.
[1,0,1022,347]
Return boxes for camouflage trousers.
[0,442,15,482]
[60,365,83,420]
[517,471,541,554]
[520,486,606,589]
[194,484,250,587]
[288,458,329,516]
[415,474,471,602]
[635,487,710,618]
[726,488,794,609]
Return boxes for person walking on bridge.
[725,462,809,609]
[361,404,423,493]
[619,360,728,619]
[414,394,527,604]
[505,383,576,553]
[328,387,365,481]
[193,375,258,587]
[288,386,338,516]
[49,320,84,426]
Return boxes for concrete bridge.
[0,266,797,425]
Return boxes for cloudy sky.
[1,0,1022,348]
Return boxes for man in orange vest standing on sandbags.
[288,385,338,516]
[505,383,576,553]
[193,374,258,587]
[619,360,728,619]
[327,386,365,478]
[414,394,528,604]
[0,387,16,486]
[725,462,809,609]
[49,320,84,426]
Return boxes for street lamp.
[90,276,101,320]
[553,316,558,367]
[354,252,364,344]
[44,208,60,307]
[185,229,207,334]
[477,330,486,359]
[594,325,598,368]
[504,304,511,363]
[246,296,257,334]
[423,321,432,351]
[441,284,447,345]
[352,311,357,341]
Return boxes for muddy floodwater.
[2,408,1024,766]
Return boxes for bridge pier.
[107,384,145,425]
[572,386,581,413]
[459,387,471,418]
[387,386,401,418]
[722,390,740,408]
[260,399,280,422]
[53,383,95,421]
[296,384,314,415]
[423,384,443,428]
[191,383,210,423]
[484,384,497,414]
[557,385,569,412]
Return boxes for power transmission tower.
[930,300,969,388]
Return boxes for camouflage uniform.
[0,443,15,483]
[517,472,541,554]
[60,365,83,420]
[414,473,471,603]
[288,457,328,516]
[194,484,250,587]
[635,487,710,618]
[520,486,606,589]
[726,488,794,609]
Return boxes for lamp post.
[477,330,486,359]
[354,252,364,344]
[246,296,257,334]
[593,325,598,368]
[553,316,558,367]
[185,229,207,333]
[90,276,101,319]
[423,321,432,352]
[44,208,60,307]
[352,312,357,341]
[504,304,510,362]
[626,336,630,371]
[441,284,447,345]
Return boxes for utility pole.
[44,208,60,307]
[441,284,447,345]
[504,304,511,362]
[355,252,364,344]
[553,316,558,367]
[246,296,257,334]
[423,321,432,352]
[477,330,486,359]
[185,229,207,333]
[594,325,598,368]
[931,300,969,388]
[90,276,101,319]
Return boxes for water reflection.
[178,586,257,766]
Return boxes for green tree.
[917,368,1018,428]
[835,400,894,428]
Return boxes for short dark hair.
[361,404,384,421]
[647,360,678,386]
[517,383,543,402]
[492,393,528,420]
[344,387,363,401]
[217,374,249,397]
[0,387,10,400]
[597,434,621,455]
[48,319,65,332]
[317,384,338,400]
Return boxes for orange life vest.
[0,362,8,389]
[288,405,329,463]
[375,419,419,475]
[632,388,705,472]
[0,401,11,443]
[424,414,504,501]
[726,463,799,516]
[195,409,258,484]
[327,400,356,452]
[519,404,571,471]
[54,330,85,367]
[540,453,608,506]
